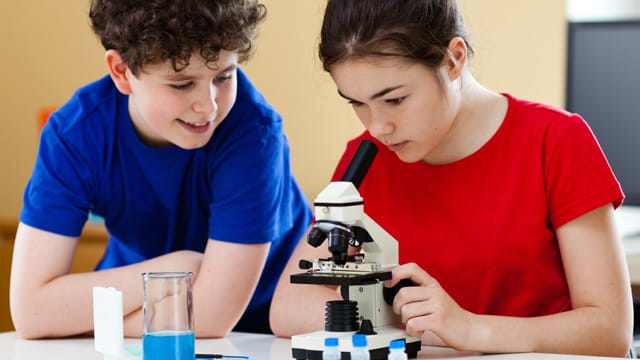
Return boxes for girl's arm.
[389,204,633,357]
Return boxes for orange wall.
[0,1,566,219]
[0,0,566,334]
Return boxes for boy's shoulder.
[234,68,280,123]
[44,75,124,146]
[55,75,121,128]
[72,75,119,106]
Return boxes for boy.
[10,0,311,339]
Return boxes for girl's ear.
[445,37,468,81]
[105,49,132,94]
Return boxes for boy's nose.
[193,85,217,114]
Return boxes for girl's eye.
[385,97,406,105]
[170,82,193,90]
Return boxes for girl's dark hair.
[319,0,473,72]
[90,0,266,75]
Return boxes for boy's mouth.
[177,118,211,133]
[179,119,209,127]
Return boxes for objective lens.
[328,228,350,265]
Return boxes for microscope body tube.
[340,140,378,188]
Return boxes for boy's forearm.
[11,250,203,339]
[189,240,270,338]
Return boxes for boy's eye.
[214,73,233,84]
[170,82,193,90]
[348,99,364,107]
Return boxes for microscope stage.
[291,270,391,286]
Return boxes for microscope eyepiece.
[340,139,378,189]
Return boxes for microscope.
[290,140,422,360]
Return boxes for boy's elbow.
[14,326,46,340]
[194,322,233,339]
[270,315,291,338]
[10,294,59,339]
[269,295,291,338]
[11,307,47,340]
[270,299,308,338]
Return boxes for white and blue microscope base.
[291,327,421,360]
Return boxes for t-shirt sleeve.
[545,113,624,228]
[20,112,93,237]
[207,105,302,244]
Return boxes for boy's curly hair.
[89,0,266,75]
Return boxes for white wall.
[568,0,640,21]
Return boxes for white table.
[0,331,628,360]
[2,207,637,359]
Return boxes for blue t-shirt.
[20,69,312,333]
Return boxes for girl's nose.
[367,111,394,139]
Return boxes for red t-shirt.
[331,94,623,317]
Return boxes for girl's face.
[125,50,238,149]
[330,57,461,164]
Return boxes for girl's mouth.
[387,141,408,152]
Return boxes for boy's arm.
[10,222,203,339]
[120,239,271,338]
[178,239,271,338]
[270,232,342,338]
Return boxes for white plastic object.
[93,286,141,360]
[387,339,408,360]
[322,337,341,360]
[351,334,371,360]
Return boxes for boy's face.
[125,50,238,149]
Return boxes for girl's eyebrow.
[337,85,405,102]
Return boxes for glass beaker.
[142,272,194,360]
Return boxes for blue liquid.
[143,331,195,360]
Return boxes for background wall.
[0,0,566,219]
[568,0,640,21]
[0,0,566,332]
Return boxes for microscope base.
[291,327,421,360]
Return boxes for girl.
[270,0,633,356]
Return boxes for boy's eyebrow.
[337,85,405,102]
[214,63,238,75]
[165,64,238,81]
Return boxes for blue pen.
[196,353,249,359]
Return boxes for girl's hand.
[385,262,474,350]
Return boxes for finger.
[390,262,436,287]
[405,313,435,338]
[384,263,417,287]
[393,283,443,320]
